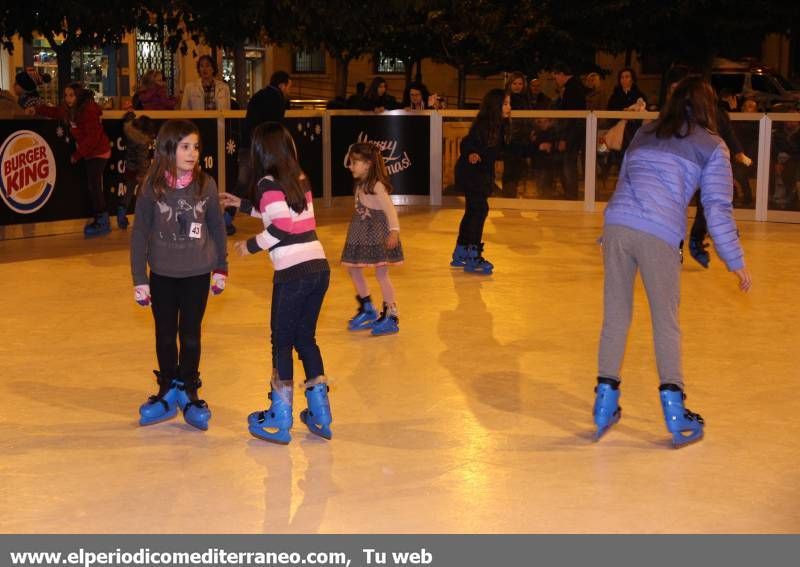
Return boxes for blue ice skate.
[450,244,469,267]
[464,243,493,274]
[688,238,710,269]
[138,370,180,426]
[223,210,236,236]
[116,205,129,229]
[592,378,621,441]
[370,302,399,336]
[348,295,379,330]
[659,384,705,448]
[176,375,212,431]
[248,381,293,444]
[300,381,332,440]
[84,212,111,238]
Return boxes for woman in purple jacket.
[593,76,752,448]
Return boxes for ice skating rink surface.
[1,206,798,533]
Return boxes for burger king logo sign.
[0,130,57,214]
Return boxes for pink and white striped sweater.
[243,177,329,282]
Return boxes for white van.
[711,58,800,111]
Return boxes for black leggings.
[456,164,490,246]
[690,199,707,242]
[457,190,490,246]
[85,157,108,215]
[149,271,210,381]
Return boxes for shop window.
[293,49,326,74]
[222,47,265,101]
[71,49,115,97]
[136,28,176,95]
[30,39,116,103]
[374,53,406,74]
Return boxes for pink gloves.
[211,270,227,295]
[134,270,227,306]
[134,285,151,307]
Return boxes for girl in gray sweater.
[130,119,228,431]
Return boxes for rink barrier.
[0,109,796,238]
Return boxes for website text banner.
[2,535,798,567]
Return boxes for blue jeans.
[271,270,330,381]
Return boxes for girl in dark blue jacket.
[450,89,510,274]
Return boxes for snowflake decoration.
[310,135,315,142]
[56,126,65,138]
[226,139,237,155]
[314,124,322,136]
[297,123,303,133]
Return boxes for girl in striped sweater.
[220,123,332,444]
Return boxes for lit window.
[293,50,326,74]
[375,53,405,74]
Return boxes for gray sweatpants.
[598,224,684,389]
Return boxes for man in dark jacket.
[227,71,292,234]
[244,71,292,142]
[553,62,586,199]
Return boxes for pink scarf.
[164,170,194,189]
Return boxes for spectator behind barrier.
[401,82,444,110]
[527,78,551,109]
[552,62,586,200]
[361,77,398,112]
[347,82,366,109]
[133,70,177,110]
[181,55,231,111]
[14,68,52,110]
[1,89,28,118]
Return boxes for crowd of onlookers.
[2,59,799,210]
[326,77,446,111]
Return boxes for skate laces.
[304,375,328,389]
[683,408,704,424]
[146,396,170,411]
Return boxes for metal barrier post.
[755,115,772,222]
[430,111,443,206]
[584,112,598,212]
[323,112,332,207]
[216,114,226,194]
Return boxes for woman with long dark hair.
[501,71,531,198]
[361,77,398,112]
[450,88,510,274]
[605,67,648,156]
[606,67,646,111]
[593,76,752,448]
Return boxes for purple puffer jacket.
[604,123,744,271]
